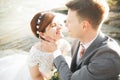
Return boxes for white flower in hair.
[36,31,39,34]
[36,25,39,29]
[39,12,45,19]
[37,19,41,24]
[36,12,45,29]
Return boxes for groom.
[42,0,120,80]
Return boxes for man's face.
[66,9,84,38]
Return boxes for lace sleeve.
[27,46,42,67]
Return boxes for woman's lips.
[56,30,60,34]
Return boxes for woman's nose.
[57,26,61,30]
[65,23,68,28]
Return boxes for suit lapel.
[77,32,106,67]
[70,40,80,72]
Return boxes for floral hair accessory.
[36,12,45,25]
[36,12,45,34]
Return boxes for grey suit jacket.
[53,32,120,80]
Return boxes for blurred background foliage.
[107,0,120,6]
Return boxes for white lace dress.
[0,39,71,80]
[28,46,54,79]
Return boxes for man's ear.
[82,20,90,30]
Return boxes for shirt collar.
[81,33,99,49]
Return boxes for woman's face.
[44,18,63,41]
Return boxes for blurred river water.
[0,0,68,57]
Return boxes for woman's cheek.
[47,29,56,38]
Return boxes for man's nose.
[65,23,68,28]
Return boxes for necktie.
[76,44,85,65]
[79,44,85,57]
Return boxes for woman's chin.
[55,36,63,41]
[53,33,64,41]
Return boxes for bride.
[0,12,71,80]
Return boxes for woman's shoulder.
[33,42,41,50]
[29,42,41,54]
[30,42,53,56]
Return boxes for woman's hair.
[30,12,55,38]
[66,0,109,29]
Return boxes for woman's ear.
[39,32,45,38]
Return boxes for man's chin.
[60,33,64,38]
